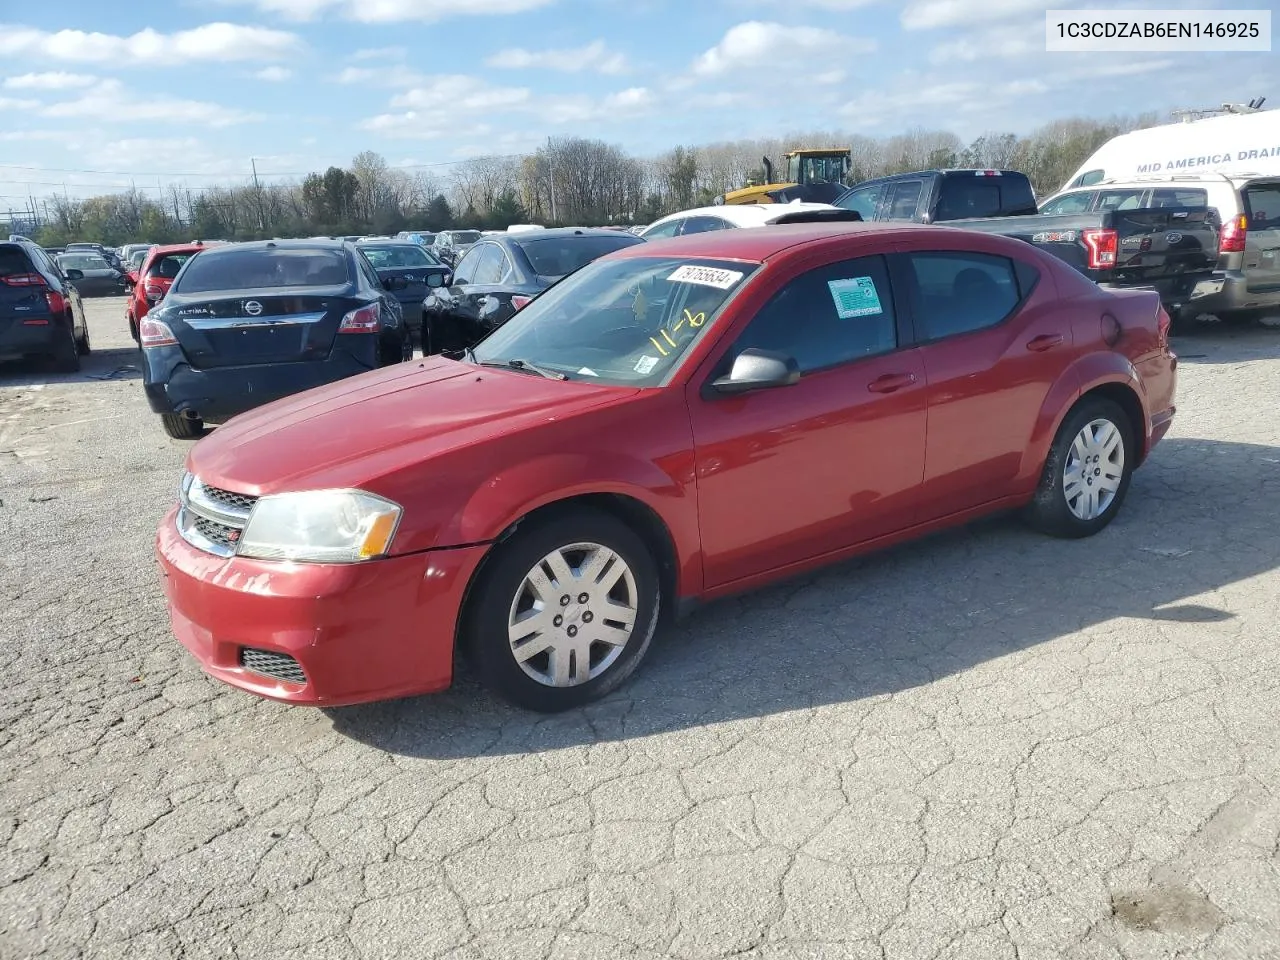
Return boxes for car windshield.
[174,248,349,293]
[518,235,643,280]
[452,231,482,244]
[472,256,759,387]
[58,255,108,270]
[129,250,149,268]
[360,245,440,268]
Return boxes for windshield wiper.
[475,357,568,381]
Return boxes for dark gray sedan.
[56,253,127,297]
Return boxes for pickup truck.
[834,169,1224,317]
[948,207,1222,318]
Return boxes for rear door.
[163,248,359,368]
[900,244,1071,519]
[880,179,928,222]
[1241,180,1280,294]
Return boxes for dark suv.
[835,169,1039,223]
[0,237,91,372]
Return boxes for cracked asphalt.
[2,297,1280,960]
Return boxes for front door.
[688,253,928,588]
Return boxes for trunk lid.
[165,287,358,369]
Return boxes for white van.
[1063,109,1280,192]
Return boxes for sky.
[0,0,1275,209]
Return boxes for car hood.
[187,356,638,494]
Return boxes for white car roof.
[643,202,840,234]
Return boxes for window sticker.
[668,264,744,289]
[827,276,884,319]
[633,355,660,375]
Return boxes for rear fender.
[445,451,702,597]
[1013,350,1144,491]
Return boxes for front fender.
[1013,350,1143,491]
[442,449,702,598]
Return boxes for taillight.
[144,279,168,302]
[338,304,380,334]
[1220,213,1247,253]
[1082,228,1118,269]
[45,290,67,314]
[511,295,532,311]
[1157,305,1172,344]
[0,273,44,286]
[139,316,178,347]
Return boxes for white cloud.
[350,46,406,60]
[37,80,263,127]
[3,71,99,90]
[0,95,41,110]
[929,23,1039,62]
[540,87,653,124]
[484,40,629,75]
[336,65,424,86]
[0,23,302,64]
[901,0,1050,30]
[692,21,872,76]
[248,0,555,22]
[390,75,531,112]
[253,66,293,81]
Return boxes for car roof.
[613,221,942,262]
[199,238,348,254]
[501,227,639,242]
[646,202,841,230]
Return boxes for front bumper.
[155,509,489,706]
[143,349,375,420]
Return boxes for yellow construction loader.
[717,148,852,205]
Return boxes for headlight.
[237,489,402,563]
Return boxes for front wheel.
[1025,397,1134,538]
[462,508,661,712]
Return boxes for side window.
[934,180,1001,220]
[450,246,483,285]
[679,216,727,235]
[1151,188,1208,208]
[836,183,883,219]
[470,244,506,285]
[493,248,514,282]
[643,219,683,239]
[907,251,1021,341]
[1037,192,1094,215]
[1073,170,1105,188]
[730,255,897,373]
[883,180,925,221]
[354,252,379,288]
[1095,189,1147,211]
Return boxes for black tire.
[462,508,662,712]
[1025,397,1134,539]
[76,320,91,356]
[161,413,203,440]
[51,321,80,373]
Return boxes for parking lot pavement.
[2,296,1279,959]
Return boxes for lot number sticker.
[827,276,883,319]
[668,265,744,289]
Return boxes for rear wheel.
[161,413,203,440]
[1025,397,1134,538]
[462,508,661,712]
[51,321,81,373]
[76,319,91,356]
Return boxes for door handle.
[1026,334,1064,352]
[867,372,917,394]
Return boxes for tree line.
[25,111,1162,247]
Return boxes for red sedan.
[125,242,207,344]
[156,223,1177,712]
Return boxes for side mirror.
[426,273,444,288]
[65,269,84,281]
[710,348,800,395]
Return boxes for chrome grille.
[177,474,255,557]
[239,648,307,685]
[199,484,258,513]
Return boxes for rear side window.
[679,216,728,235]
[731,255,898,373]
[907,251,1022,341]
[935,180,1002,220]
[1151,189,1208,208]
[519,236,640,279]
[174,248,349,293]
[469,245,508,285]
[1038,192,1094,215]
[1244,183,1280,228]
[883,180,925,221]
[1094,190,1146,211]
[641,219,682,239]
[836,182,884,219]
